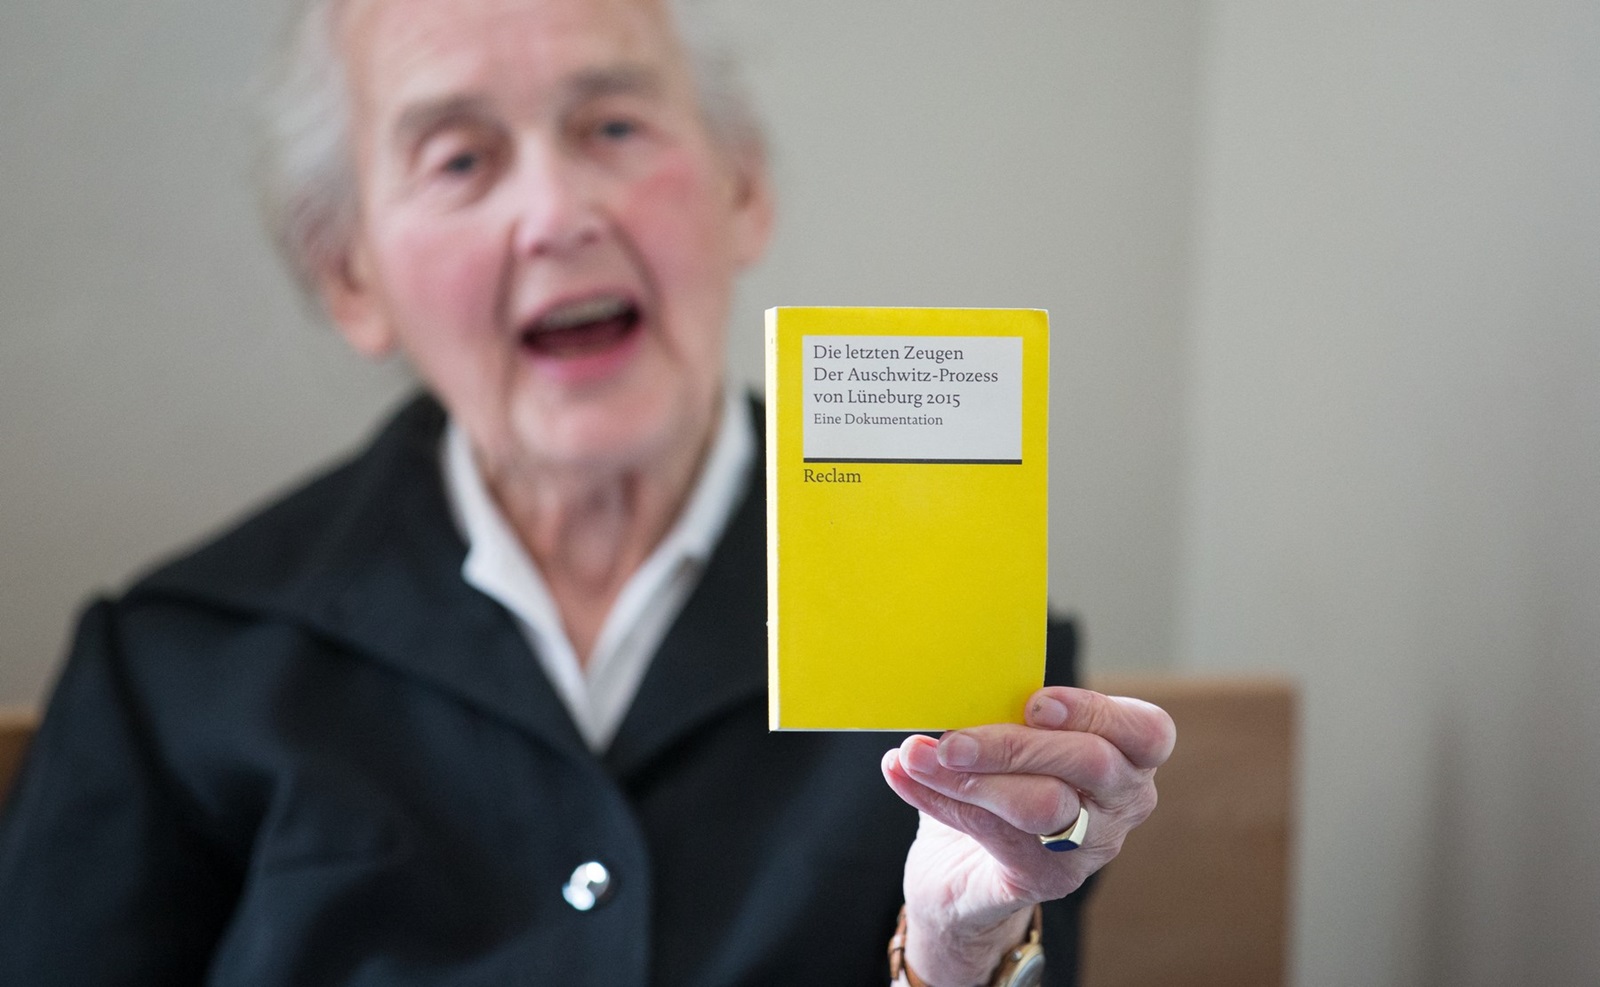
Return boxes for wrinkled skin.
[884,687,1175,984]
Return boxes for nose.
[507,144,605,257]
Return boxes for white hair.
[255,0,763,297]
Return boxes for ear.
[316,241,397,359]
[726,142,775,270]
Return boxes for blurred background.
[1,1,1595,983]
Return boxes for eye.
[441,150,481,175]
[596,118,638,141]
[410,124,505,202]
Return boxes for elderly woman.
[0,0,1172,984]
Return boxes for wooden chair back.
[0,677,1295,985]
[0,709,35,807]
[1081,675,1297,987]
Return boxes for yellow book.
[765,306,1050,730]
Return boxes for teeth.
[536,295,631,332]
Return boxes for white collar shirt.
[440,390,756,752]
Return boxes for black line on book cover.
[802,458,1022,465]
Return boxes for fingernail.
[903,737,940,774]
[1029,696,1068,729]
[938,732,979,768]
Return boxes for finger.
[934,723,1145,804]
[1023,688,1176,769]
[898,733,1086,836]
[881,743,1044,853]
[883,744,1106,895]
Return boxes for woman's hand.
[881,686,1175,985]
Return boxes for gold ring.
[1037,805,1089,852]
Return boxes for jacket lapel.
[317,399,593,762]
[603,409,769,781]
[325,516,591,762]
[142,393,766,771]
[171,396,595,762]
[298,394,775,773]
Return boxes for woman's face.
[323,0,771,480]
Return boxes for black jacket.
[0,395,1084,985]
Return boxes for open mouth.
[520,295,642,357]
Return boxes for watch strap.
[888,904,1044,987]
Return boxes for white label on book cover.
[801,334,1023,463]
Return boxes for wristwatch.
[888,904,1045,987]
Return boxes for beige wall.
[0,0,1202,707]
[3,0,1597,983]
[0,1,417,707]
[1179,3,1600,984]
[727,1,1204,672]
